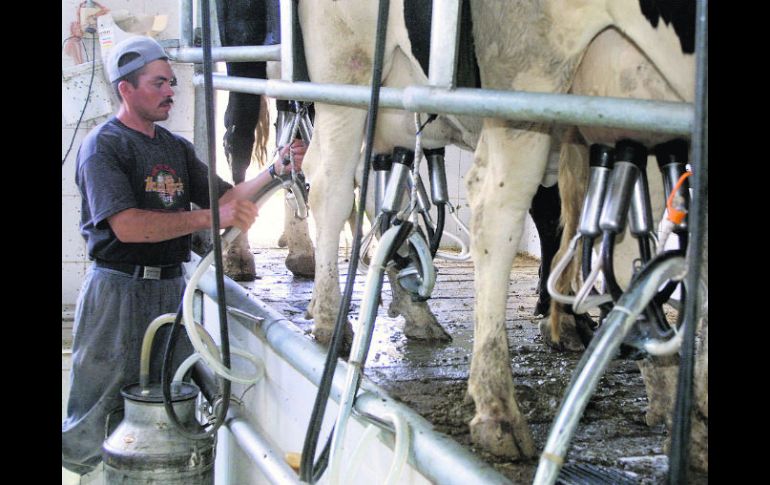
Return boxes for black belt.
[95,260,183,280]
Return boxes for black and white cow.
[295,0,705,469]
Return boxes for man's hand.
[274,139,308,176]
[218,199,258,232]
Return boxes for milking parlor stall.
[62,0,708,484]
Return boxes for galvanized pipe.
[224,407,303,485]
[196,74,693,135]
[184,253,513,485]
[191,362,301,485]
[166,45,282,63]
[429,0,461,88]
[179,0,193,48]
[280,0,295,81]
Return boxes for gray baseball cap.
[106,36,168,83]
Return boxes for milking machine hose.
[429,203,445,256]
[299,0,391,481]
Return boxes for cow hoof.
[404,322,452,342]
[223,233,256,281]
[285,253,315,279]
[469,416,534,459]
[533,298,549,317]
[312,322,354,356]
[223,257,256,281]
[538,316,584,352]
[224,258,256,281]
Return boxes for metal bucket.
[102,382,215,484]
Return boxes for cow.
[294,0,706,470]
[216,0,316,280]
[297,0,570,346]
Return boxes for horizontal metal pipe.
[196,74,693,135]
[184,253,512,485]
[191,362,301,484]
[167,45,282,63]
[224,407,303,485]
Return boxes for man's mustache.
[160,98,174,107]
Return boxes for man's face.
[122,59,177,122]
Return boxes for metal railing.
[185,254,513,485]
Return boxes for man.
[61,35,306,475]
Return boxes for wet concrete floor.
[241,247,706,484]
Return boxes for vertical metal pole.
[280,0,295,81]
[192,0,213,248]
[179,0,193,48]
[193,0,210,166]
[428,0,461,88]
[668,0,707,483]
[208,0,222,48]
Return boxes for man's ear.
[117,80,132,99]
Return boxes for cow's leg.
[466,121,549,458]
[282,197,315,278]
[223,65,265,185]
[304,104,367,346]
[221,63,266,281]
[529,183,562,317]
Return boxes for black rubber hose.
[581,236,594,281]
[654,231,689,306]
[637,235,652,263]
[160,303,225,440]
[601,231,624,301]
[429,203,446,257]
[299,0,392,481]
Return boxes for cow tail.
[252,95,271,168]
[548,126,589,343]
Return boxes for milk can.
[102,382,215,484]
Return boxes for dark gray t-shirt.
[75,117,233,265]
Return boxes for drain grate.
[556,462,639,485]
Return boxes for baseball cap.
[106,36,168,83]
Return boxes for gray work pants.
[61,264,194,475]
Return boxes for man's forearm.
[109,208,211,243]
[219,169,274,205]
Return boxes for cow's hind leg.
[221,62,266,281]
[466,122,550,459]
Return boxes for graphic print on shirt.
[145,164,185,208]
